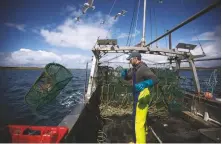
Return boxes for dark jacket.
[125,62,157,85]
[124,62,157,142]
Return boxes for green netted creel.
[25,63,73,110]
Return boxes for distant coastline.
[0,66,44,70]
[179,66,220,70]
[0,66,89,70]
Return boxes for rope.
[150,126,163,143]
[196,34,205,55]
[153,8,158,48]
[150,8,153,48]
[102,54,125,63]
[126,0,138,46]
[155,8,167,48]
[132,0,141,45]
[180,0,205,54]
[128,0,140,46]
[104,0,139,63]
[193,28,206,55]
[109,0,117,15]
[206,69,218,95]
[97,129,107,143]
[103,0,117,38]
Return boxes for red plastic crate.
[8,125,68,143]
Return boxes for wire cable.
[126,0,138,46]
[150,8,153,48]
[153,8,158,48]
[104,0,139,64]
[109,0,117,15]
[132,0,141,45]
[128,0,140,46]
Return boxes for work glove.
[135,79,154,92]
[120,69,127,79]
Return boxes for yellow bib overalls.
[132,72,150,143]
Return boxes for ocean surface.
[0,69,220,129]
[179,69,221,98]
[0,69,89,129]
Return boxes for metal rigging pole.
[141,0,147,47]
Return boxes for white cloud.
[191,26,220,41]
[0,49,91,68]
[60,54,91,68]
[41,24,110,50]
[179,59,221,68]
[178,26,221,68]
[32,29,40,34]
[0,48,167,69]
[68,6,82,18]
[191,26,221,58]
[40,7,117,50]
[191,40,221,58]
[117,30,140,39]
[98,25,220,69]
[192,31,215,41]
[99,53,168,68]
[66,5,77,13]
[117,33,130,39]
[5,23,26,32]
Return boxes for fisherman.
[121,51,158,143]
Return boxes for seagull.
[120,10,127,16]
[114,10,127,20]
[82,0,95,14]
[100,20,105,24]
[157,0,163,3]
[75,16,80,22]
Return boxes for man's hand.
[135,79,154,92]
[120,69,127,79]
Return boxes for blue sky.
[0,0,221,68]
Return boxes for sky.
[0,0,221,68]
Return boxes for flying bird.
[156,0,163,3]
[158,0,163,3]
[114,10,127,20]
[100,20,105,24]
[75,16,80,22]
[82,0,95,14]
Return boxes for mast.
[141,0,147,47]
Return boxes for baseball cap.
[126,51,141,60]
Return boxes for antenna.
[195,34,206,56]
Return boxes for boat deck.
[57,85,221,143]
[100,112,220,143]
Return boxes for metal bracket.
[85,56,98,101]
[188,57,201,95]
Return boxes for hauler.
[121,51,158,143]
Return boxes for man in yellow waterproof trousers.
[121,51,158,143]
